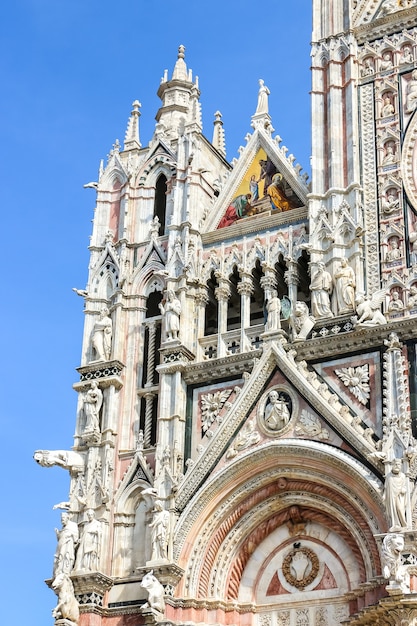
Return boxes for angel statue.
[352,290,387,327]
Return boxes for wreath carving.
[282,546,319,589]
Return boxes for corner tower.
[36,5,417,626]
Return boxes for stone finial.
[172,44,189,81]
[124,100,142,150]
[188,84,202,130]
[212,111,226,157]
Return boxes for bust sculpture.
[264,390,290,431]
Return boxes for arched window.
[204,271,219,335]
[139,289,163,447]
[297,250,311,305]
[227,266,241,331]
[109,180,122,238]
[154,175,167,233]
[275,254,289,299]
[251,260,266,326]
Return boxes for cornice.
[287,317,417,361]
[355,8,417,45]
[182,349,262,384]
[201,207,307,246]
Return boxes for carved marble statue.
[381,533,410,593]
[83,381,103,438]
[409,222,417,262]
[290,301,315,341]
[310,262,333,319]
[75,509,102,572]
[408,285,417,309]
[264,390,290,431]
[353,291,387,326]
[34,449,85,472]
[52,573,80,625]
[159,290,181,341]
[91,307,112,361]
[401,45,414,64]
[361,57,374,76]
[149,215,160,239]
[385,459,408,530]
[382,144,396,165]
[149,500,170,562]
[388,291,404,312]
[334,258,356,315]
[265,292,281,331]
[386,239,401,261]
[254,79,270,115]
[382,190,400,214]
[405,69,417,114]
[380,52,393,71]
[381,95,395,117]
[141,570,165,613]
[53,512,79,578]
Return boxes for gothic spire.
[172,44,189,82]
[212,111,226,157]
[155,45,201,138]
[124,100,142,151]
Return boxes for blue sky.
[0,2,311,624]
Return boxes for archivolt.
[174,441,386,599]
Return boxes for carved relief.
[260,389,292,434]
[335,365,370,405]
[277,612,290,626]
[360,83,381,294]
[282,546,320,590]
[295,409,329,440]
[200,389,233,433]
[226,419,260,459]
[352,290,387,326]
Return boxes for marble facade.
[36,2,417,625]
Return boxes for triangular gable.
[353,0,415,26]
[146,138,177,164]
[205,129,309,232]
[89,244,121,297]
[134,237,167,275]
[175,341,381,511]
[101,151,128,190]
[113,450,154,505]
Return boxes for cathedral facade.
[35,1,417,624]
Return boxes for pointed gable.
[204,128,309,232]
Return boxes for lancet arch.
[112,479,154,577]
[90,256,120,300]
